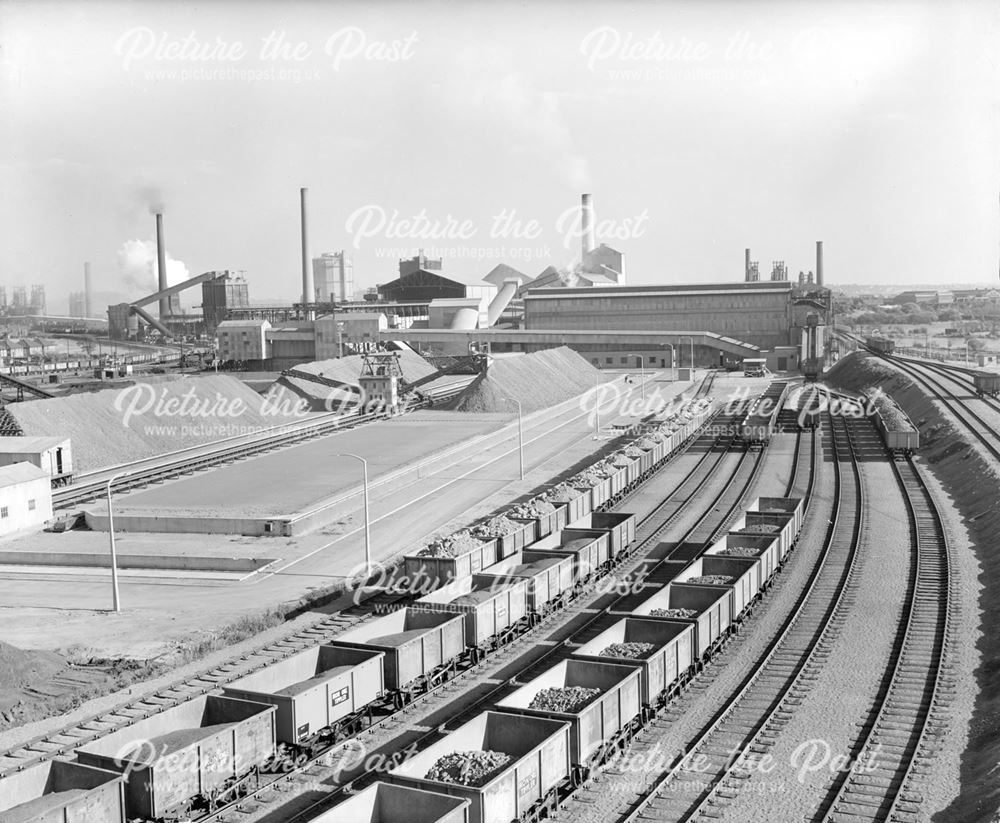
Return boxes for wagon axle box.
[331,608,466,693]
[0,758,125,823]
[386,711,571,823]
[222,645,384,745]
[75,694,276,822]
[571,617,696,706]
[496,659,642,770]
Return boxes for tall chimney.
[816,240,824,287]
[84,262,92,318]
[155,213,168,318]
[300,188,314,318]
[745,248,751,281]
[581,193,595,257]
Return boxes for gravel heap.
[8,374,304,472]
[542,483,579,503]
[738,524,780,534]
[649,607,697,618]
[573,466,610,487]
[718,546,761,557]
[688,574,734,585]
[425,751,512,786]
[529,685,602,713]
[452,347,605,414]
[507,499,556,518]
[607,454,633,469]
[418,531,485,558]
[470,515,519,539]
[599,641,655,659]
[623,445,644,458]
[277,350,437,400]
[871,390,916,432]
[637,436,659,449]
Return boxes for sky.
[1,0,998,314]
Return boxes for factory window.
[28,499,35,511]
[605,357,612,365]
[0,507,7,518]
[620,357,627,365]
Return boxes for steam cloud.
[116,239,189,292]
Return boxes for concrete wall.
[0,550,275,572]
[0,474,52,536]
[525,285,793,350]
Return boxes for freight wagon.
[540,485,593,524]
[671,555,761,623]
[75,695,276,822]
[386,711,572,823]
[705,532,780,589]
[973,370,1000,398]
[521,528,612,585]
[863,391,919,456]
[622,584,732,664]
[572,474,613,511]
[414,576,530,659]
[740,380,790,446]
[471,517,536,559]
[403,536,499,590]
[567,511,636,561]
[504,500,569,541]
[571,617,695,709]
[476,551,575,617]
[0,758,125,823]
[221,645,384,750]
[727,496,803,561]
[331,608,467,704]
[865,335,895,355]
[495,659,642,784]
[316,782,470,823]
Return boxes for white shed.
[0,436,72,480]
[0,463,52,536]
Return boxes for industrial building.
[313,251,354,303]
[0,462,52,536]
[202,271,250,334]
[0,436,72,480]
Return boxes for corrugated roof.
[0,462,48,487]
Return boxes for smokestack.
[84,262,92,318]
[581,193,595,257]
[745,248,751,281]
[155,213,168,318]
[300,188,314,317]
[816,241,824,287]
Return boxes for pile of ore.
[507,499,556,518]
[599,641,655,659]
[718,546,760,557]
[688,575,734,585]
[649,607,697,618]
[471,516,519,539]
[528,685,601,713]
[419,531,484,557]
[425,751,512,786]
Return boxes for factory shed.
[0,435,72,480]
[0,462,52,537]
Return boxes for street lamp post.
[593,369,601,439]
[105,472,128,613]
[507,399,524,480]
[335,453,371,577]
[636,356,646,402]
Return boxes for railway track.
[0,390,725,781]
[815,455,954,823]
[612,410,854,823]
[210,402,770,823]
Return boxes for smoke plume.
[117,239,189,292]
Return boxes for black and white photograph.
[0,1,998,821]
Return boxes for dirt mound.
[451,347,604,414]
[828,352,997,822]
[0,641,67,721]
[9,374,317,472]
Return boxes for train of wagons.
[0,397,783,823]
[3,486,804,823]
[865,335,896,355]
